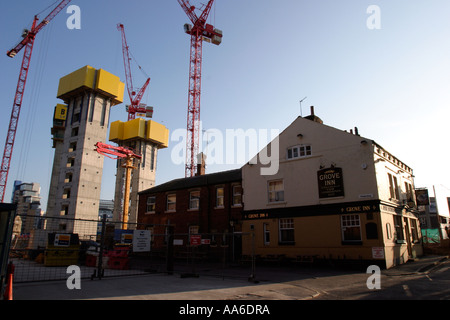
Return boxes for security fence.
[8,214,256,283]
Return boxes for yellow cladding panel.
[109,121,124,142]
[54,104,68,120]
[57,66,96,98]
[147,120,169,148]
[109,119,169,148]
[123,118,146,140]
[95,69,124,105]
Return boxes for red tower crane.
[117,23,152,121]
[0,0,72,203]
[95,142,142,229]
[177,0,222,177]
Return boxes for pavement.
[11,254,449,301]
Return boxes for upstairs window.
[268,180,284,203]
[216,187,224,208]
[287,144,311,160]
[232,185,242,206]
[189,191,200,210]
[388,173,400,200]
[146,196,156,213]
[166,194,176,212]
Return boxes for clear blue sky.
[1,0,449,213]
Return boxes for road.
[311,259,450,300]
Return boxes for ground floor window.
[263,223,270,246]
[394,215,405,242]
[410,218,419,242]
[279,218,294,244]
[341,214,362,242]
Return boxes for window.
[67,157,75,168]
[64,172,73,183]
[146,196,156,213]
[341,214,362,242]
[268,180,284,203]
[405,182,414,204]
[232,185,242,206]
[189,191,200,210]
[263,223,270,246]
[394,215,405,242]
[216,187,224,208]
[386,223,393,240]
[365,222,378,240]
[410,218,419,242]
[69,142,77,153]
[189,225,199,236]
[388,173,400,200]
[166,194,176,211]
[279,218,294,244]
[287,145,311,160]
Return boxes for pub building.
[241,107,423,269]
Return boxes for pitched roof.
[138,168,242,195]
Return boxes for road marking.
[402,285,413,297]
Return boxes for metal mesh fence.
[9,214,256,283]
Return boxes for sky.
[0,0,449,214]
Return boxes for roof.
[139,169,242,195]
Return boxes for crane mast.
[0,0,72,203]
[117,23,151,121]
[95,142,142,229]
[177,0,222,177]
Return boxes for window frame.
[279,218,295,245]
[166,193,176,212]
[232,185,242,207]
[268,180,285,203]
[146,196,156,214]
[341,214,362,244]
[286,144,312,160]
[189,190,200,210]
[394,215,405,243]
[216,187,224,208]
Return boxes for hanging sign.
[317,167,345,198]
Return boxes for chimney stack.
[196,153,206,176]
[304,106,323,124]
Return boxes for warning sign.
[54,234,71,247]
[190,235,202,246]
[372,247,385,259]
[133,230,151,252]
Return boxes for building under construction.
[109,118,169,227]
[46,65,169,236]
[46,65,124,236]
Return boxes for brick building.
[137,168,243,256]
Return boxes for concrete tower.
[46,66,124,236]
[109,118,169,228]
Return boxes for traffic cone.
[3,263,14,300]
[3,273,13,300]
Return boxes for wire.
[36,0,60,17]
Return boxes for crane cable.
[15,22,52,181]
